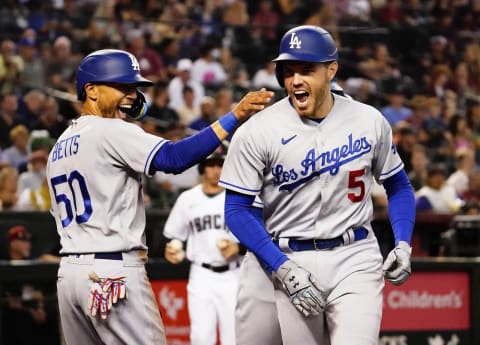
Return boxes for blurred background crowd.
[0,0,480,216]
[2,1,480,343]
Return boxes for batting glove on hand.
[274,260,325,317]
[88,272,127,320]
[382,241,412,286]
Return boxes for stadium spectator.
[462,40,480,88]
[126,29,166,82]
[0,93,22,149]
[446,148,476,195]
[357,42,400,81]
[460,171,480,211]
[189,96,217,131]
[16,89,46,129]
[17,37,46,92]
[448,114,473,153]
[0,225,60,345]
[175,85,200,127]
[393,123,417,173]
[408,144,430,191]
[30,96,68,139]
[168,58,205,111]
[2,125,30,172]
[465,98,480,164]
[424,64,453,101]
[146,81,180,133]
[0,39,24,96]
[420,96,451,164]
[249,0,281,61]
[380,83,413,126]
[415,163,463,213]
[45,36,79,92]
[0,166,19,210]
[191,42,227,91]
[15,176,50,212]
[252,60,282,91]
[214,87,234,119]
[17,149,48,197]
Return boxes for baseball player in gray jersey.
[46,49,273,345]
[163,152,241,345]
[219,26,416,345]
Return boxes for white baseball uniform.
[163,184,240,345]
[47,115,168,345]
[219,93,404,345]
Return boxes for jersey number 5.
[347,169,365,202]
[50,170,92,228]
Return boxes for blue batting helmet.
[273,26,338,87]
[76,49,154,101]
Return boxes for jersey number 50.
[50,170,92,228]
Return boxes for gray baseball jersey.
[220,93,403,239]
[47,115,166,254]
[48,115,169,345]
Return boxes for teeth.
[119,104,132,109]
[294,91,308,96]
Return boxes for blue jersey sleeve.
[383,169,416,245]
[151,126,221,174]
[224,190,288,272]
[150,112,240,174]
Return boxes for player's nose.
[292,72,304,85]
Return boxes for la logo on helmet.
[127,52,141,71]
[289,33,302,49]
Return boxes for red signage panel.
[151,280,190,345]
[381,272,470,331]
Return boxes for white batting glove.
[88,272,127,319]
[274,260,325,317]
[382,241,412,286]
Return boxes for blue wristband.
[218,112,239,133]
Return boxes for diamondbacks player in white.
[163,153,241,345]
[46,49,273,345]
[219,26,415,345]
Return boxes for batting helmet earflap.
[273,26,338,87]
[76,49,154,120]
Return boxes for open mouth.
[293,90,309,106]
[117,104,132,118]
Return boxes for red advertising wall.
[381,272,470,331]
[151,280,190,345]
[152,272,471,344]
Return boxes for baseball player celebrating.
[46,49,273,345]
[219,26,416,345]
[163,152,241,345]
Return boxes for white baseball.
[176,250,186,262]
[169,239,183,251]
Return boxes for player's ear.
[84,83,98,101]
[327,61,338,81]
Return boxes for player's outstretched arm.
[150,89,274,175]
[224,190,325,317]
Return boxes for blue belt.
[93,252,123,260]
[273,227,368,251]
